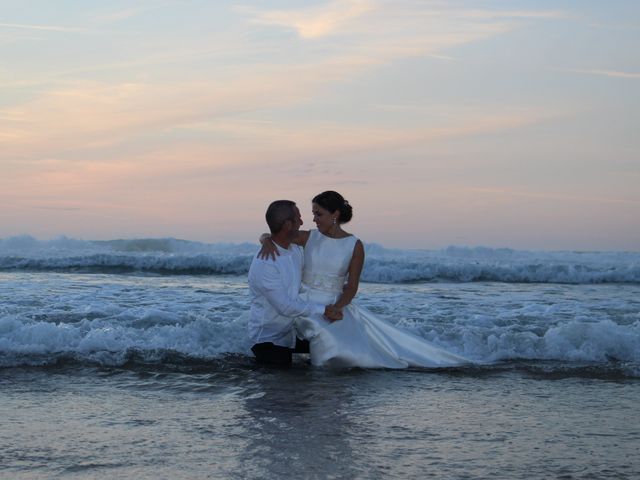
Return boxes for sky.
[1,0,639,250]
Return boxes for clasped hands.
[324,304,343,322]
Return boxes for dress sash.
[302,271,345,293]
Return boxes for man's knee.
[251,342,292,366]
[294,338,310,354]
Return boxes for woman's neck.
[322,226,345,238]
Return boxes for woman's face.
[312,203,337,234]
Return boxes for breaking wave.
[1,236,639,284]
[1,312,638,377]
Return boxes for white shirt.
[248,243,325,348]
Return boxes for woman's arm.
[258,230,311,260]
[294,230,311,247]
[332,239,365,310]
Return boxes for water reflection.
[237,365,362,479]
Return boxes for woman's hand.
[324,304,343,322]
[258,234,279,261]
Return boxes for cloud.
[240,1,563,41]
[561,68,640,79]
[0,104,553,211]
[467,187,640,206]
[453,9,566,20]
[136,107,554,177]
[1,2,565,166]
[93,2,181,23]
[0,23,89,33]
[31,205,82,211]
[240,0,374,39]
[94,8,148,23]
[426,53,456,61]
[237,1,559,67]
[0,53,381,159]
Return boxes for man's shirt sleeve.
[256,262,325,318]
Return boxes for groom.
[248,200,341,366]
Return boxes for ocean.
[1,236,639,479]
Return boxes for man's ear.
[281,219,292,232]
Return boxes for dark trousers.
[251,338,310,367]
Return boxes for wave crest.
[1,235,639,284]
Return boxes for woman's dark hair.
[312,191,353,224]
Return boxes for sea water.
[1,237,639,479]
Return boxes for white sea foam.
[1,271,639,373]
[1,236,639,284]
[0,314,251,366]
[1,311,638,370]
[1,237,639,373]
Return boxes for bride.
[261,191,469,368]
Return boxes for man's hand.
[324,305,343,322]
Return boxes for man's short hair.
[265,200,297,234]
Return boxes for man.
[248,200,341,366]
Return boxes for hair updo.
[312,191,353,224]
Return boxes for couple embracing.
[248,191,469,369]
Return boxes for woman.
[260,191,469,368]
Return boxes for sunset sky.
[1,0,639,250]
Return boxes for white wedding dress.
[295,230,470,368]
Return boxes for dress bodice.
[302,230,358,294]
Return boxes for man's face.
[290,206,303,234]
